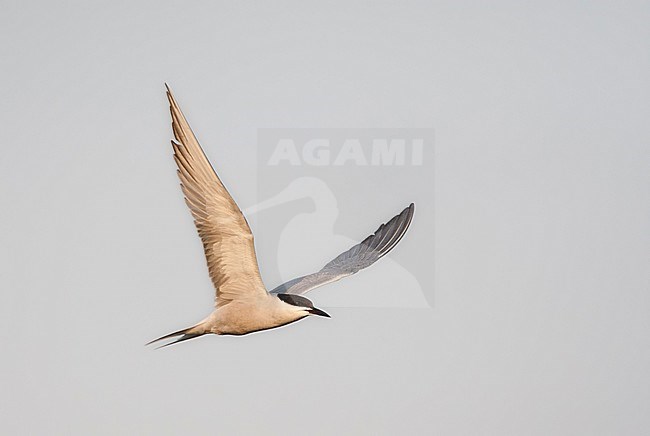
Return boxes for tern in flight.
[147,85,415,348]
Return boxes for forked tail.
[146,323,208,349]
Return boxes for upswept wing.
[166,85,267,307]
[270,203,415,296]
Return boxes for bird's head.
[276,293,330,318]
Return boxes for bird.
[147,85,416,348]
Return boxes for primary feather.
[270,203,415,295]
[166,85,268,307]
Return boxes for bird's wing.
[270,203,415,295]
[166,85,267,307]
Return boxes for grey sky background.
[1,1,649,435]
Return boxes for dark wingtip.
[374,202,415,258]
[403,202,415,226]
[406,202,415,215]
